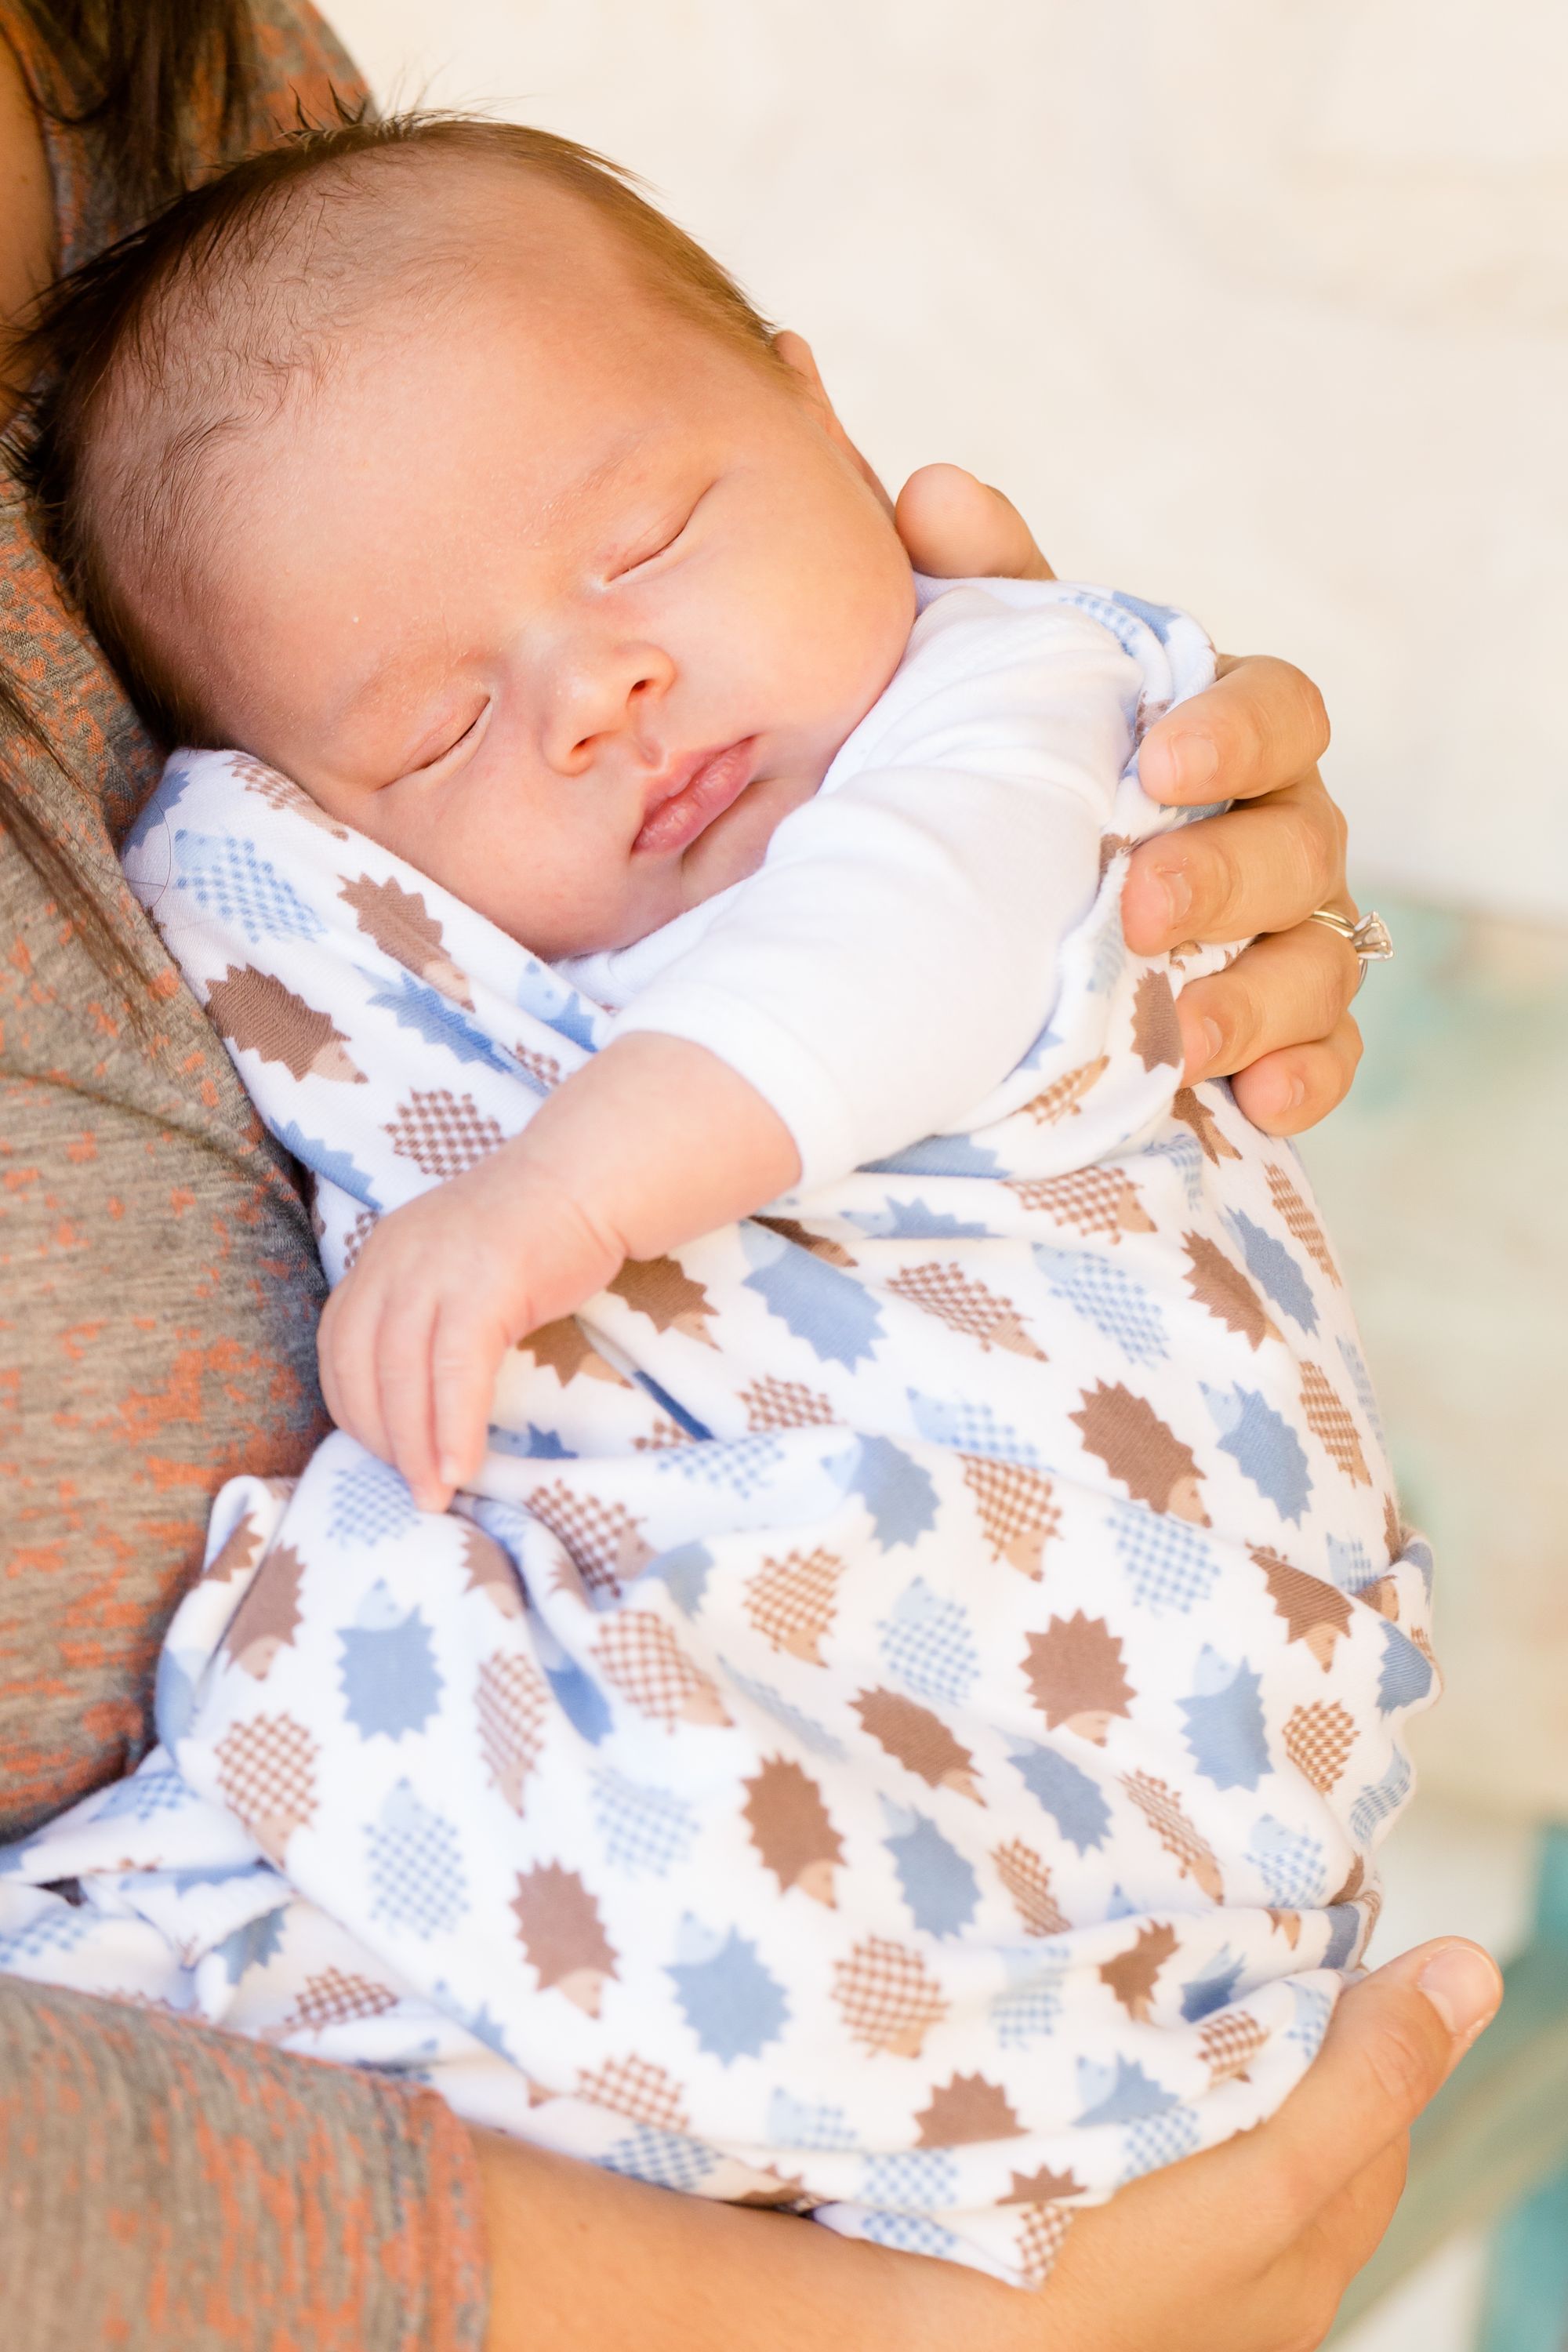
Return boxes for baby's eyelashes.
[397,701,492,780]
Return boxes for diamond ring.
[1308,906,1395,993]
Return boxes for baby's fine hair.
[8,111,783,746]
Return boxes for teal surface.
[1299,893,1568,1817]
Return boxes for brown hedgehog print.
[608,1255,720,1346]
[993,1838,1069,1936]
[1171,1087,1241,1163]
[593,1614,732,1730]
[204,1504,270,1585]
[960,1455,1061,1579]
[1199,2007,1269,2086]
[519,1318,632,1389]
[739,1375,838,1431]
[1070,1382,1209,1523]
[1283,1700,1357,1793]
[220,1544,307,1681]
[1265,1165,1341,1285]
[1131,971,1184,1072]
[205,966,365,1084]
[283,1968,399,2035]
[1098,1919,1179,2023]
[1004,2162,1087,2205]
[915,2074,1024,2147]
[1183,1233,1279,1351]
[1122,1771,1225,1904]
[575,2052,689,2132]
[339,872,475,1006]
[742,1758,844,1905]
[1022,1613,1135,1744]
[524,1482,655,1600]
[1005,1167,1155,1243]
[1384,1493,1404,1561]
[459,1523,525,1619]
[511,1864,619,2016]
[745,1548,848,1665]
[213,1713,318,1860]
[1252,1548,1352,1670]
[1014,2203,1075,2286]
[887,1261,1047,1361]
[729,2170,818,2212]
[1025,1058,1110,1126]
[1097,832,1139,884]
[1299,1364,1371,1485]
[852,1688,982,1801]
[833,1935,948,2057]
[477,1651,552,1810]
[233,754,349,839]
[753,1214,858,1268]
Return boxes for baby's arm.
[317,1033,798,1511]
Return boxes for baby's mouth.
[633,739,757,858]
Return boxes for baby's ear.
[773,329,892,512]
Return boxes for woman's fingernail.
[1171,735,1219,792]
[1418,1945,1502,2041]
[1157,866,1193,926]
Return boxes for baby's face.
[179,191,916,958]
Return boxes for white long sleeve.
[561,583,1201,1189]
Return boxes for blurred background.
[324,5,1568,2343]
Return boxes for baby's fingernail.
[1285,1077,1307,1112]
[1195,1016,1224,1069]
[1170,734,1218,792]
[438,1454,461,1490]
[1417,1944,1501,2042]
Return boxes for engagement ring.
[1308,906,1395,993]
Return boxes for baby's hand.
[317,1134,624,1512]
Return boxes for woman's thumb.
[1277,1939,1501,2206]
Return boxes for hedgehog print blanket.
[0,700,1436,2284]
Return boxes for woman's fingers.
[1139,654,1330,807]
[1231,1940,1501,2259]
[1229,1011,1364,1136]
[1175,917,1362,1091]
[892,463,1054,582]
[1123,781,1350,957]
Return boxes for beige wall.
[325,0,1568,923]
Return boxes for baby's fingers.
[431,1302,508,1503]
[318,1278,395,1470]
[375,1293,447,1512]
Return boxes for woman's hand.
[474,1936,1501,2352]
[895,464,1362,1137]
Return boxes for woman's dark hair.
[16,0,263,220]
[1,2,267,1004]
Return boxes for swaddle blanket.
[0,595,1436,2285]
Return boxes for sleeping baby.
[0,114,1435,2285]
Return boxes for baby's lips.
[633,739,757,856]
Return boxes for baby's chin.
[673,765,822,913]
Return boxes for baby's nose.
[544,647,674,775]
